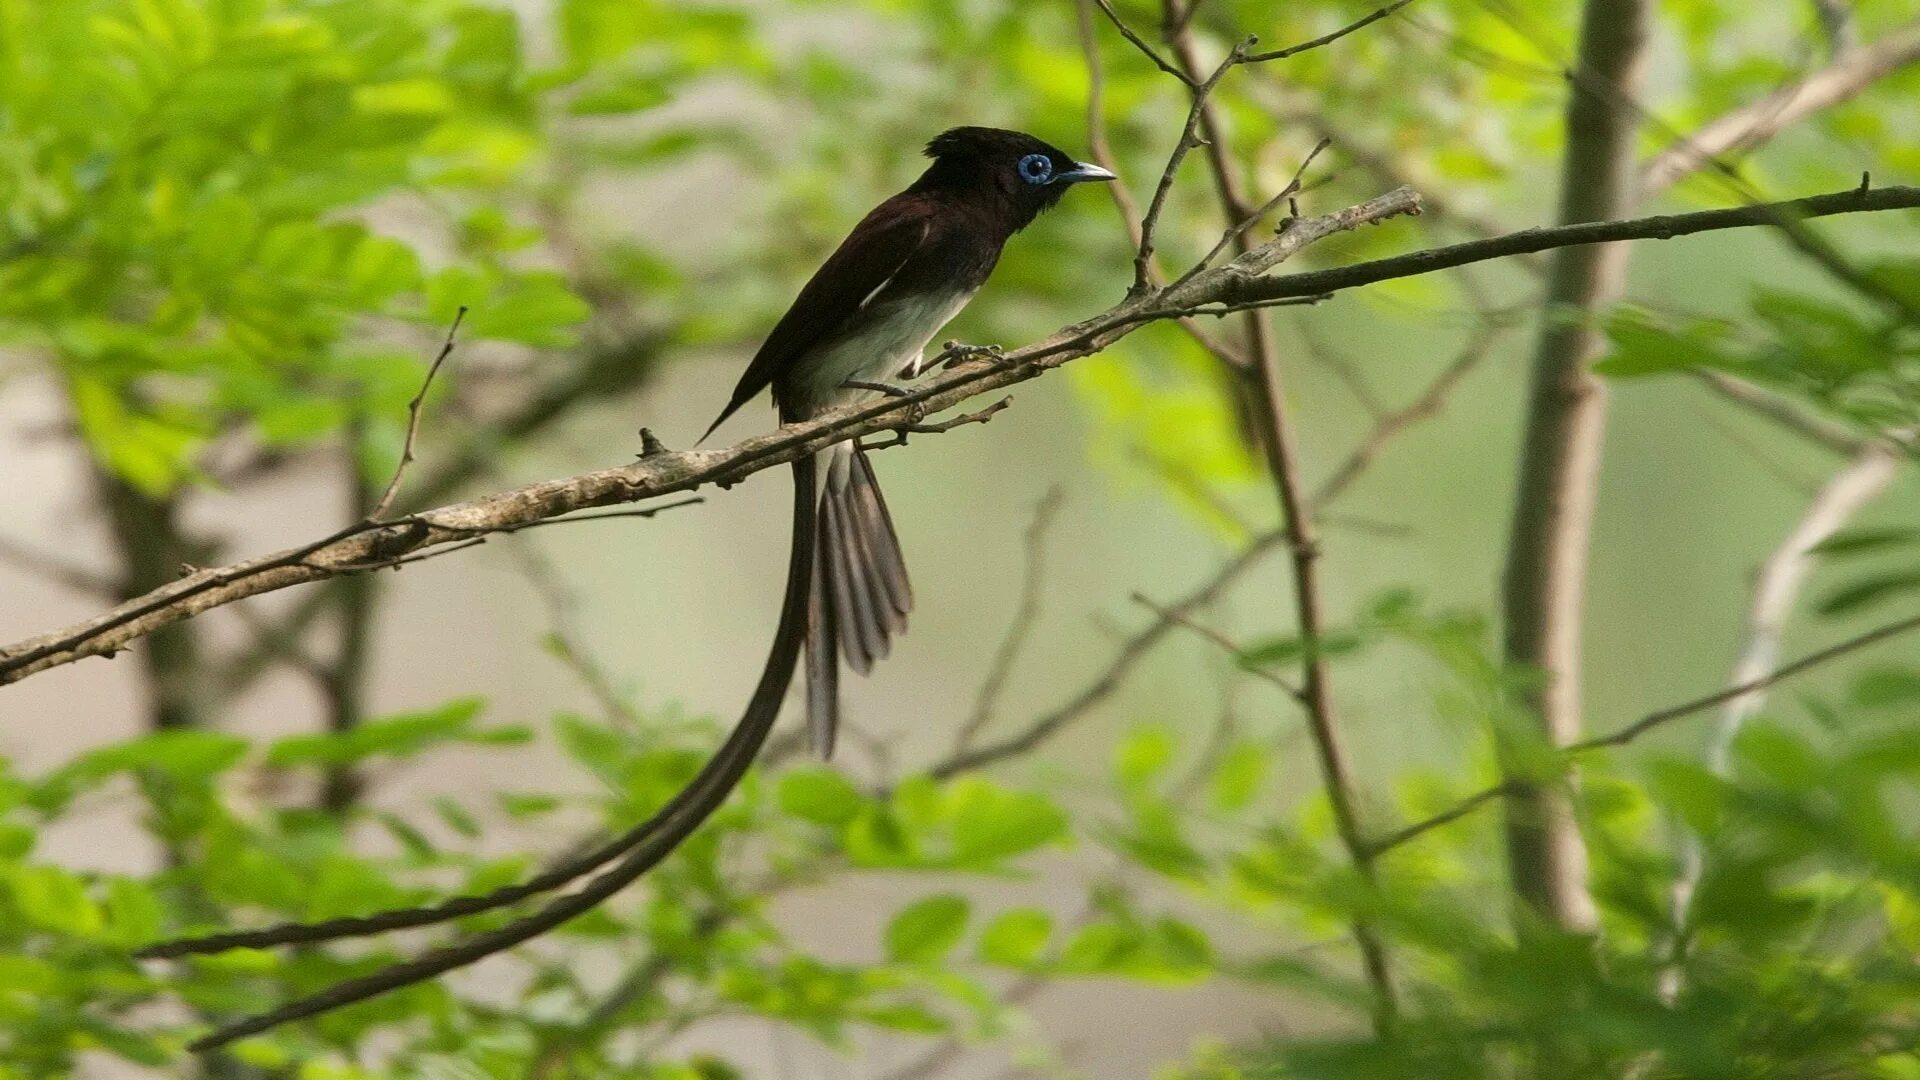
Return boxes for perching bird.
[706,125,1115,759]
[150,127,1115,1053]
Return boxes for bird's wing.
[707,197,933,435]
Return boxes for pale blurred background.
[3,0,1919,1076]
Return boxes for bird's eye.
[1017,153,1053,185]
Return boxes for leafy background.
[3,0,1920,1076]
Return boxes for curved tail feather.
[185,457,820,1054]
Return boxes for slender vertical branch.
[1157,0,1398,1030]
[1499,0,1651,931]
[1072,0,1246,370]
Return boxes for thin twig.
[1309,313,1519,507]
[369,307,468,520]
[1130,593,1305,702]
[1073,0,1246,367]
[857,397,1012,452]
[930,529,1290,778]
[1692,370,1876,457]
[1174,137,1332,289]
[1368,607,1920,856]
[1243,1,1418,63]
[1134,37,1254,291]
[1088,0,1193,86]
[1640,16,1920,195]
[953,487,1066,754]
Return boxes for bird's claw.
[940,341,1004,369]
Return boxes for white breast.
[788,285,976,417]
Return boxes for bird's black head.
[910,126,1116,230]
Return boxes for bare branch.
[1130,593,1304,702]
[1243,0,1417,63]
[369,307,467,520]
[1661,443,1897,1000]
[1162,0,1397,1027]
[5,184,1917,689]
[1641,17,1920,195]
[1310,311,1521,507]
[1369,607,1920,857]
[1499,0,1651,933]
[1073,0,1246,368]
[930,529,1289,778]
[1134,38,1254,290]
[1088,0,1192,86]
[857,397,1012,452]
[1176,137,1331,288]
[953,487,1066,754]
[1695,370,1872,455]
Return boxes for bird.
[705,125,1115,760]
[148,128,1116,1053]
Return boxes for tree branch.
[5,185,1918,689]
[1498,0,1650,932]
[1161,0,1396,1027]
[1641,17,1920,195]
[1242,0,1417,63]
[1660,443,1898,1001]
[1368,606,1920,857]
[952,487,1065,754]
[929,528,1289,778]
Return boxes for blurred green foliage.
[5,0,1920,1076]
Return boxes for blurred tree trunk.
[92,466,217,733]
[321,423,379,812]
[1499,0,1650,932]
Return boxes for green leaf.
[568,75,673,115]
[1852,667,1920,709]
[778,768,865,827]
[1818,570,1920,617]
[1209,740,1267,812]
[947,780,1069,866]
[1595,307,1737,378]
[434,796,481,839]
[1236,631,1363,670]
[885,894,970,964]
[353,77,458,116]
[978,908,1052,967]
[1810,526,1920,558]
[1114,725,1176,788]
[858,1002,950,1034]
[265,697,492,766]
[6,865,103,936]
[1734,724,1826,790]
[498,792,562,818]
[46,731,249,802]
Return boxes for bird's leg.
[842,378,928,426]
[841,379,915,398]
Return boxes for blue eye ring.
[1017,153,1053,185]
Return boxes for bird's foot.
[842,379,915,398]
[939,340,1004,370]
